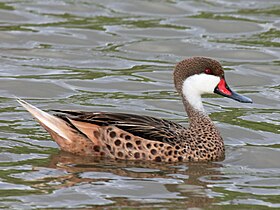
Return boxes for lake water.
[0,0,280,209]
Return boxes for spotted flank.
[17,57,252,162]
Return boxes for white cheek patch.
[182,74,220,112]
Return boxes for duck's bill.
[214,78,253,103]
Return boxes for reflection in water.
[26,151,223,209]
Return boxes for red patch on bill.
[218,79,232,95]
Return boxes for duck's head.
[174,57,252,112]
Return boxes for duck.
[17,57,252,162]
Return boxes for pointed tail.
[17,98,72,141]
[17,99,99,156]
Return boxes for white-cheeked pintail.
[17,57,252,162]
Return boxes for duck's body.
[18,57,252,162]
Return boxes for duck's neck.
[181,84,207,123]
[180,73,220,124]
[182,96,212,124]
[181,84,212,125]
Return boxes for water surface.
[0,0,280,209]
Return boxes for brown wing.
[53,110,185,145]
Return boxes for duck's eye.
[204,68,212,74]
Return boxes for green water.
[0,1,280,209]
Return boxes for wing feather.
[53,111,185,144]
